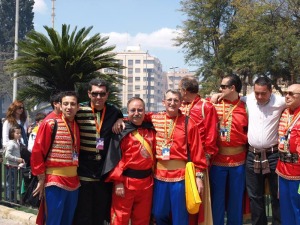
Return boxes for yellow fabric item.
[132,130,153,159]
[46,166,77,177]
[185,162,201,214]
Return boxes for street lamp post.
[13,0,20,101]
[169,66,178,89]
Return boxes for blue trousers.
[152,179,188,225]
[279,177,300,225]
[210,164,245,225]
[45,186,79,225]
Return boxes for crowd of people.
[2,76,300,225]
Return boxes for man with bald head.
[276,84,300,225]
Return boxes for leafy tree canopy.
[5,24,125,109]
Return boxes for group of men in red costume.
[29,74,300,225]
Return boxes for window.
[135,85,140,90]
[135,68,141,73]
[128,60,133,66]
[135,60,141,64]
[128,77,133,83]
[128,68,133,75]
[135,77,140,81]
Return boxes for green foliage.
[0,0,34,52]
[177,0,300,94]
[5,24,124,109]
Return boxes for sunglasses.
[283,91,300,96]
[91,92,107,97]
[220,85,232,89]
[17,107,24,110]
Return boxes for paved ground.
[0,205,36,225]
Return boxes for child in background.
[28,112,46,152]
[5,125,25,200]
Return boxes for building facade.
[102,46,167,112]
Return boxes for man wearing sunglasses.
[276,84,300,225]
[210,74,248,225]
[74,79,123,225]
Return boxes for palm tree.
[5,24,124,109]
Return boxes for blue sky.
[33,0,196,71]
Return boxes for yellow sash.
[132,130,153,160]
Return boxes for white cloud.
[103,28,182,52]
[33,0,48,14]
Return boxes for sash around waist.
[123,168,152,179]
[46,166,77,177]
[219,146,245,155]
[156,160,186,170]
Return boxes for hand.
[196,177,204,199]
[115,183,125,197]
[18,158,25,163]
[210,93,223,104]
[33,179,45,200]
[112,118,125,134]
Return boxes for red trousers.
[111,185,153,225]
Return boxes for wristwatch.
[196,172,204,180]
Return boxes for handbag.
[184,116,202,214]
[22,119,57,207]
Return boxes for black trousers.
[73,180,113,225]
[246,151,281,225]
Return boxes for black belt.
[279,152,299,163]
[123,168,152,179]
[248,145,278,154]
[80,154,102,161]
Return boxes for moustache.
[133,115,143,118]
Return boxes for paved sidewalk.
[0,205,36,225]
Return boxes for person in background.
[210,75,248,225]
[103,97,156,225]
[74,79,123,225]
[44,91,62,120]
[276,84,300,225]
[4,125,25,200]
[178,76,217,225]
[2,100,29,149]
[31,91,80,225]
[28,112,47,152]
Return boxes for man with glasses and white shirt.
[74,79,123,225]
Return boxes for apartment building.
[102,46,167,112]
[166,68,196,90]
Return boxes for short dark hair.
[180,76,199,93]
[254,76,272,91]
[127,97,145,109]
[35,112,46,122]
[60,91,79,103]
[9,125,21,140]
[224,74,242,93]
[88,79,110,92]
[164,89,182,100]
[50,91,61,109]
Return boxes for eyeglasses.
[129,109,144,113]
[165,98,180,104]
[283,91,300,96]
[220,85,232,89]
[91,92,107,97]
[17,107,24,110]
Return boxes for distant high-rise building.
[101,46,167,112]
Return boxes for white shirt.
[243,93,285,149]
